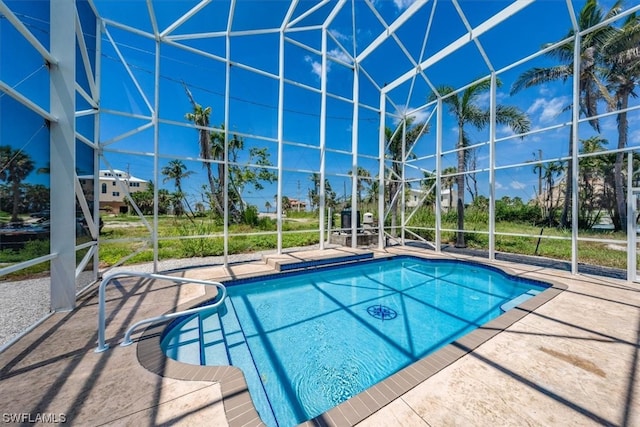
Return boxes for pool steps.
[264,249,374,272]
[500,289,542,313]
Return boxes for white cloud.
[305,48,353,79]
[373,0,416,11]
[495,182,504,190]
[327,48,353,66]
[392,104,431,125]
[393,0,417,10]
[526,96,569,124]
[510,181,526,190]
[497,124,515,139]
[304,55,324,79]
[538,85,553,97]
[630,129,640,145]
[329,29,351,42]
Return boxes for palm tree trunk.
[390,179,398,237]
[455,130,466,248]
[200,129,224,217]
[560,128,573,229]
[614,94,629,232]
[11,180,21,222]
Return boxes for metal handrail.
[95,271,226,353]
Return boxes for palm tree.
[439,78,530,247]
[348,166,372,205]
[441,166,457,213]
[162,159,195,219]
[265,201,272,213]
[309,173,321,211]
[579,136,608,228]
[211,126,246,220]
[161,159,194,193]
[603,12,640,231]
[539,161,565,225]
[0,146,35,222]
[511,0,621,228]
[386,117,429,236]
[364,178,380,208]
[183,85,224,217]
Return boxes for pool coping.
[136,253,567,427]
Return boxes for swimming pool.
[161,256,551,427]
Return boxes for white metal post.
[401,119,406,245]
[93,17,102,277]
[276,27,285,254]
[222,4,234,265]
[435,99,442,252]
[319,29,328,250]
[488,72,497,259]
[378,91,386,249]
[152,40,160,273]
[351,64,359,248]
[50,0,77,311]
[627,152,635,282]
[571,33,580,274]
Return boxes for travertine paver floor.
[0,247,638,426]
[358,247,640,426]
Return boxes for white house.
[78,169,149,214]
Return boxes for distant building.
[78,169,149,214]
[406,187,457,211]
[289,198,307,211]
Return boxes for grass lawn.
[1,212,635,279]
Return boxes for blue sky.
[3,0,640,211]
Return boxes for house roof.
[78,169,148,183]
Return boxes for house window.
[112,192,120,197]
[112,181,116,186]
[101,183,107,194]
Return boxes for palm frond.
[510,66,572,94]
[461,77,497,108]
[495,105,531,136]
[465,104,490,130]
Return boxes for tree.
[386,117,429,236]
[23,184,49,213]
[161,159,194,193]
[161,159,195,218]
[536,161,565,226]
[127,181,171,215]
[211,129,277,221]
[308,173,321,211]
[0,146,35,222]
[603,12,640,231]
[364,178,380,209]
[184,86,224,217]
[265,201,272,213]
[281,195,291,212]
[347,166,372,205]
[465,147,479,202]
[441,166,457,213]
[438,78,530,247]
[578,136,608,228]
[307,173,337,212]
[511,0,621,229]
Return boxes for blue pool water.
[161,256,549,427]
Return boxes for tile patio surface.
[0,246,638,426]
